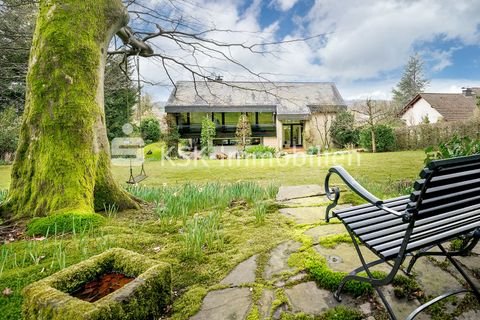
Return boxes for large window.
[212,112,222,126]
[190,112,209,124]
[224,112,241,125]
[258,112,274,124]
[177,113,189,125]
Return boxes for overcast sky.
[134,0,480,102]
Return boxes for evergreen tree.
[164,114,180,158]
[104,56,137,140]
[235,113,252,151]
[201,115,216,156]
[392,54,429,109]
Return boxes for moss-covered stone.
[22,248,172,320]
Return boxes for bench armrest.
[325,166,405,221]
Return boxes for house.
[164,81,347,150]
[400,88,478,126]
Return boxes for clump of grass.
[0,189,7,204]
[254,202,268,224]
[26,212,105,236]
[183,211,224,259]
[103,203,118,218]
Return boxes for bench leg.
[438,243,480,299]
[334,231,407,320]
[406,289,471,320]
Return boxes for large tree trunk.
[1,0,138,218]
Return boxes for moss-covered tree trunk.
[1,0,138,218]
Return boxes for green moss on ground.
[26,212,105,236]
[316,233,352,248]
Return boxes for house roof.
[165,81,346,119]
[401,93,477,122]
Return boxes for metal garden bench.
[324,154,480,320]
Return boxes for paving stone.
[276,185,324,201]
[264,240,302,280]
[406,257,463,297]
[258,289,274,319]
[303,224,347,243]
[359,302,372,315]
[285,281,364,315]
[279,207,326,224]
[280,196,329,207]
[472,245,480,255]
[190,287,252,320]
[220,255,257,286]
[287,271,308,284]
[313,243,392,274]
[456,254,480,275]
[456,309,480,320]
[379,285,430,320]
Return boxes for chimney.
[462,87,473,97]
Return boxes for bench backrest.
[409,154,480,220]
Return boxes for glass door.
[283,124,303,148]
[283,125,291,148]
[292,124,303,147]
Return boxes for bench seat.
[334,198,480,259]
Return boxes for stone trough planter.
[22,248,171,320]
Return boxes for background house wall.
[304,112,337,148]
[401,98,444,126]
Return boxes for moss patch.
[26,212,105,236]
[22,248,171,320]
[317,233,352,249]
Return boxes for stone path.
[190,185,480,319]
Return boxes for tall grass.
[0,218,114,278]
[0,189,7,204]
[127,181,279,223]
[183,211,223,259]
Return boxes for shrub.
[200,116,216,156]
[140,117,161,144]
[306,146,319,155]
[26,212,105,236]
[163,114,180,158]
[245,145,276,158]
[359,124,395,152]
[424,135,480,164]
[235,113,251,152]
[329,111,359,148]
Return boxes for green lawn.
[0,151,425,190]
[1,151,425,192]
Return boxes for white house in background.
[400,88,478,126]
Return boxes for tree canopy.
[392,54,429,109]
